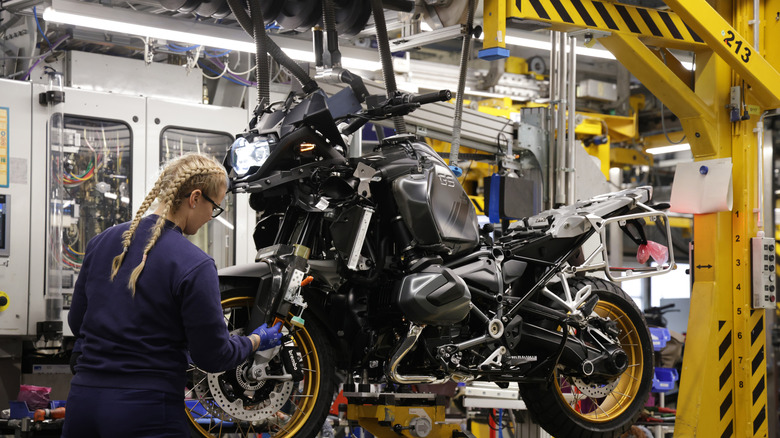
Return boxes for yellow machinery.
[482,0,779,436]
[345,392,469,438]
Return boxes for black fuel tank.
[396,266,471,325]
[392,144,479,256]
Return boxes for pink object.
[17,385,51,410]
[637,241,669,265]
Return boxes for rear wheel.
[186,289,336,437]
[520,277,653,438]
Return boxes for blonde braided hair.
[110,154,227,295]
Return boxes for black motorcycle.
[179,77,676,437]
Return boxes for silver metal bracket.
[389,24,467,52]
[479,346,507,369]
[542,274,592,317]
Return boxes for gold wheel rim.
[554,300,645,423]
[186,297,322,437]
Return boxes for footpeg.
[580,294,599,316]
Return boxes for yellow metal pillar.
[479,0,508,59]
[658,1,773,437]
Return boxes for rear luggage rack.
[569,201,676,282]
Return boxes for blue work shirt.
[69,214,252,396]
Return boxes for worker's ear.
[188,189,202,207]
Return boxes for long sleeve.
[69,237,97,341]
[178,259,253,372]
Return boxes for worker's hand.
[252,322,283,351]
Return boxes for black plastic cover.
[452,258,500,292]
[218,261,275,330]
[392,160,479,256]
[396,266,471,325]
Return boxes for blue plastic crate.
[652,367,679,392]
[649,327,671,351]
[185,400,235,427]
[8,400,66,419]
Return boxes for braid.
[110,177,164,281]
[127,182,179,295]
[125,162,226,294]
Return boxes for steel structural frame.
[482,0,780,436]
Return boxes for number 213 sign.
[722,30,752,63]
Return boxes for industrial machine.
[0,56,257,407]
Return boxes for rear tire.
[519,277,653,438]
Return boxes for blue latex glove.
[252,322,283,351]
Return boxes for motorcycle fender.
[218,261,279,330]
[220,263,346,365]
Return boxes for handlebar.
[341,89,452,136]
[645,303,678,314]
[409,90,452,105]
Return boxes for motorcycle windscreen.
[393,163,479,256]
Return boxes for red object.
[637,240,669,265]
[329,390,348,416]
[33,407,65,421]
[17,385,51,410]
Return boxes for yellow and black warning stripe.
[749,310,768,435]
[514,0,707,50]
[718,320,734,437]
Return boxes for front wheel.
[186,289,336,437]
[519,277,653,438]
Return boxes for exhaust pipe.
[386,324,447,384]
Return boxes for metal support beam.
[507,0,707,51]
[664,0,780,109]
[598,32,717,157]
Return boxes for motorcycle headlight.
[230,135,272,177]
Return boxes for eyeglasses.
[202,193,225,218]
[184,191,225,218]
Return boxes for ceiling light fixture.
[645,143,691,155]
[43,0,381,71]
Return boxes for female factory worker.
[63,153,281,437]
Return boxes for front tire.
[186,288,336,437]
[519,277,653,438]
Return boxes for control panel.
[751,237,776,309]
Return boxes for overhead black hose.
[266,39,319,93]
[247,0,270,106]
[225,0,318,94]
[369,0,406,134]
[323,0,342,67]
[313,28,324,68]
[449,0,476,169]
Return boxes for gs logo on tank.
[437,173,457,188]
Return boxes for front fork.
[249,244,311,329]
[246,244,312,383]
